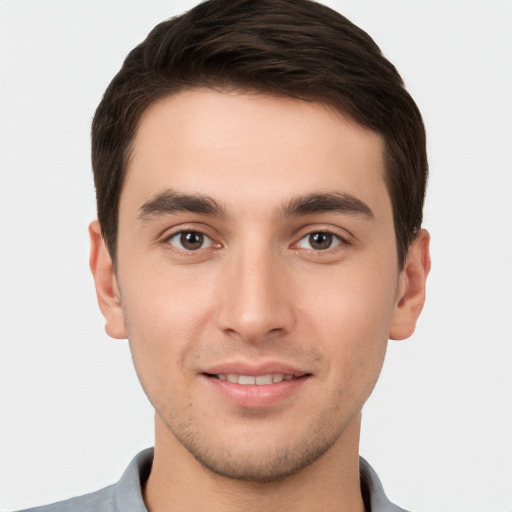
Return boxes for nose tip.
[216,255,295,343]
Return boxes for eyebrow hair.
[280,192,375,220]
[138,190,225,220]
[138,189,374,222]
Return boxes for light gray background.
[1,1,511,511]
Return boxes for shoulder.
[360,457,411,512]
[14,484,117,512]
[13,448,153,512]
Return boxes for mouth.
[201,368,311,408]
[204,373,305,385]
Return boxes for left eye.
[296,232,343,251]
[166,231,214,251]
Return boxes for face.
[91,89,428,481]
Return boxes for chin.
[174,426,341,482]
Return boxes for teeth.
[218,374,294,385]
[255,375,272,385]
[238,375,256,385]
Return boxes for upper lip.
[201,361,310,378]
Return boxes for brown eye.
[167,231,212,251]
[309,233,332,250]
[297,232,343,251]
[181,232,204,250]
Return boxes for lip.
[201,360,309,378]
[200,361,311,409]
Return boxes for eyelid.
[159,222,219,240]
[292,225,353,246]
[166,231,215,250]
[295,231,345,250]
[160,224,222,252]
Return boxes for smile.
[211,374,295,385]
[203,370,311,408]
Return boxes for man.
[19,0,430,510]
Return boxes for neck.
[143,414,366,512]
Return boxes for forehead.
[123,89,389,220]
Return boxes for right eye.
[295,231,344,251]
[166,231,215,251]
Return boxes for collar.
[113,448,407,512]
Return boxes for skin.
[90,89,430,512]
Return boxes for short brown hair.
[92,0,427,268]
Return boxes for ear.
[89,221,127,339]
[389,229,431,340]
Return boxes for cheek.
[119,267,216,390]
[296,261,397,388]
[299,256,398,333]
[122,261,215,332]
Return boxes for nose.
[216,243,295,344]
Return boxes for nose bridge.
[216,234,294,342]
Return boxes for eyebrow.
[138,189,374,222]
[138,190,226,220]
[280,192,374,220]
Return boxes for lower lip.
[203,375,309,408]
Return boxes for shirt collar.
[113,448,407,512]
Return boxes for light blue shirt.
[17,448,409,512]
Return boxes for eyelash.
[164,230,218,253]
[163,227,350,256]
[294,231,347,252]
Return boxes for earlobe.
[89,221,127,339]
[389,229,431,340]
